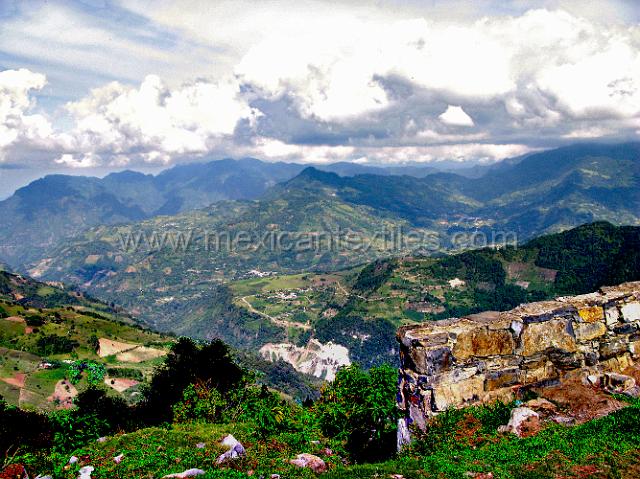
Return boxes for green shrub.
[68,360,106,386]
[106,366,144,381]
[49,410,108,454]
[173,381,226,423]
[36,334,79,355]
[314,364,399,461]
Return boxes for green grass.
[15,401,640,479]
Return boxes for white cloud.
[0,68,53,160]
[249,138,355,163]
[439,106,475,127]
[55,153,101,168]
[2,3,640,171]
[63,74,260,163]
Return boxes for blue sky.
[1,0,639,197]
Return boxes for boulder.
[289,453,327,473]
[216,435,246,464]
[498,407,539,437]
[77,466,94,479]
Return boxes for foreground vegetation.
[3,337,640,478]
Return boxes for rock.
[587,374,601,386]
[453,328,515,361]
[162,469,206,478]
[524,398,557,414]
[216,435,246,464]
[574,322,606,341]
[551,415,575,425]
[521,319,577,356]
[397,418,411,451]
[77,466,94,479]
[96,437,107,443]
[195,443,205,449]
[621,303,640,322]
[113,454,124,464]
[577,306,604,323]
[604,372,636,393]
[289,453,327,473]
[499,407,540,437]
[271,475,281,479]
[605,307,621,326]
[0,464,29,479]
[35,476,54,479]
[68,456,79,465]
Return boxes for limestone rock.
[498,407,539,437]
[216,435,246,464]
[289,454,327,473]
[521,319,576,356]
[577,306,604,323]
[453,328,514,360]
[603,372,636,393]
[163,469,206,478]
[621,302,640,322]
[574,321,606,341]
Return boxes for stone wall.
[396,281,640,432]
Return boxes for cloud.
[55,153,100,168]
[0,68,53,160]
[439,106,475,127]
[62,74,260,164]
[1,2,640,172]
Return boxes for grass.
[15,401,640,479]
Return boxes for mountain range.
[0,159,446,265]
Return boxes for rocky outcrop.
[397,281,640,432]
[259,339,350,380]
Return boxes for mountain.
[276,143,640,237]
[0,158,442,266]
[26,178,432,335]
[237,222,640,367]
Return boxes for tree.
[140,338,245,423]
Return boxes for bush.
[49,409,108,454]
[314,364,399,461]
[141,338,245,423]
[24,314,45,326]
[36,334,79,355]
[106,367,144,381]
[68,361,106,386]
[173,381,226,423]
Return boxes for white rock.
[113,454,124,464]
[77,466,94,479]
[162,469,206,478]
[621,302,640,322]
[605,307,620,326]
[500,407,539,437]
[397,418,411,451]
[216,435,246,464]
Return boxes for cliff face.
[397,281,640,433]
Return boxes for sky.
[1,0,640,197]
